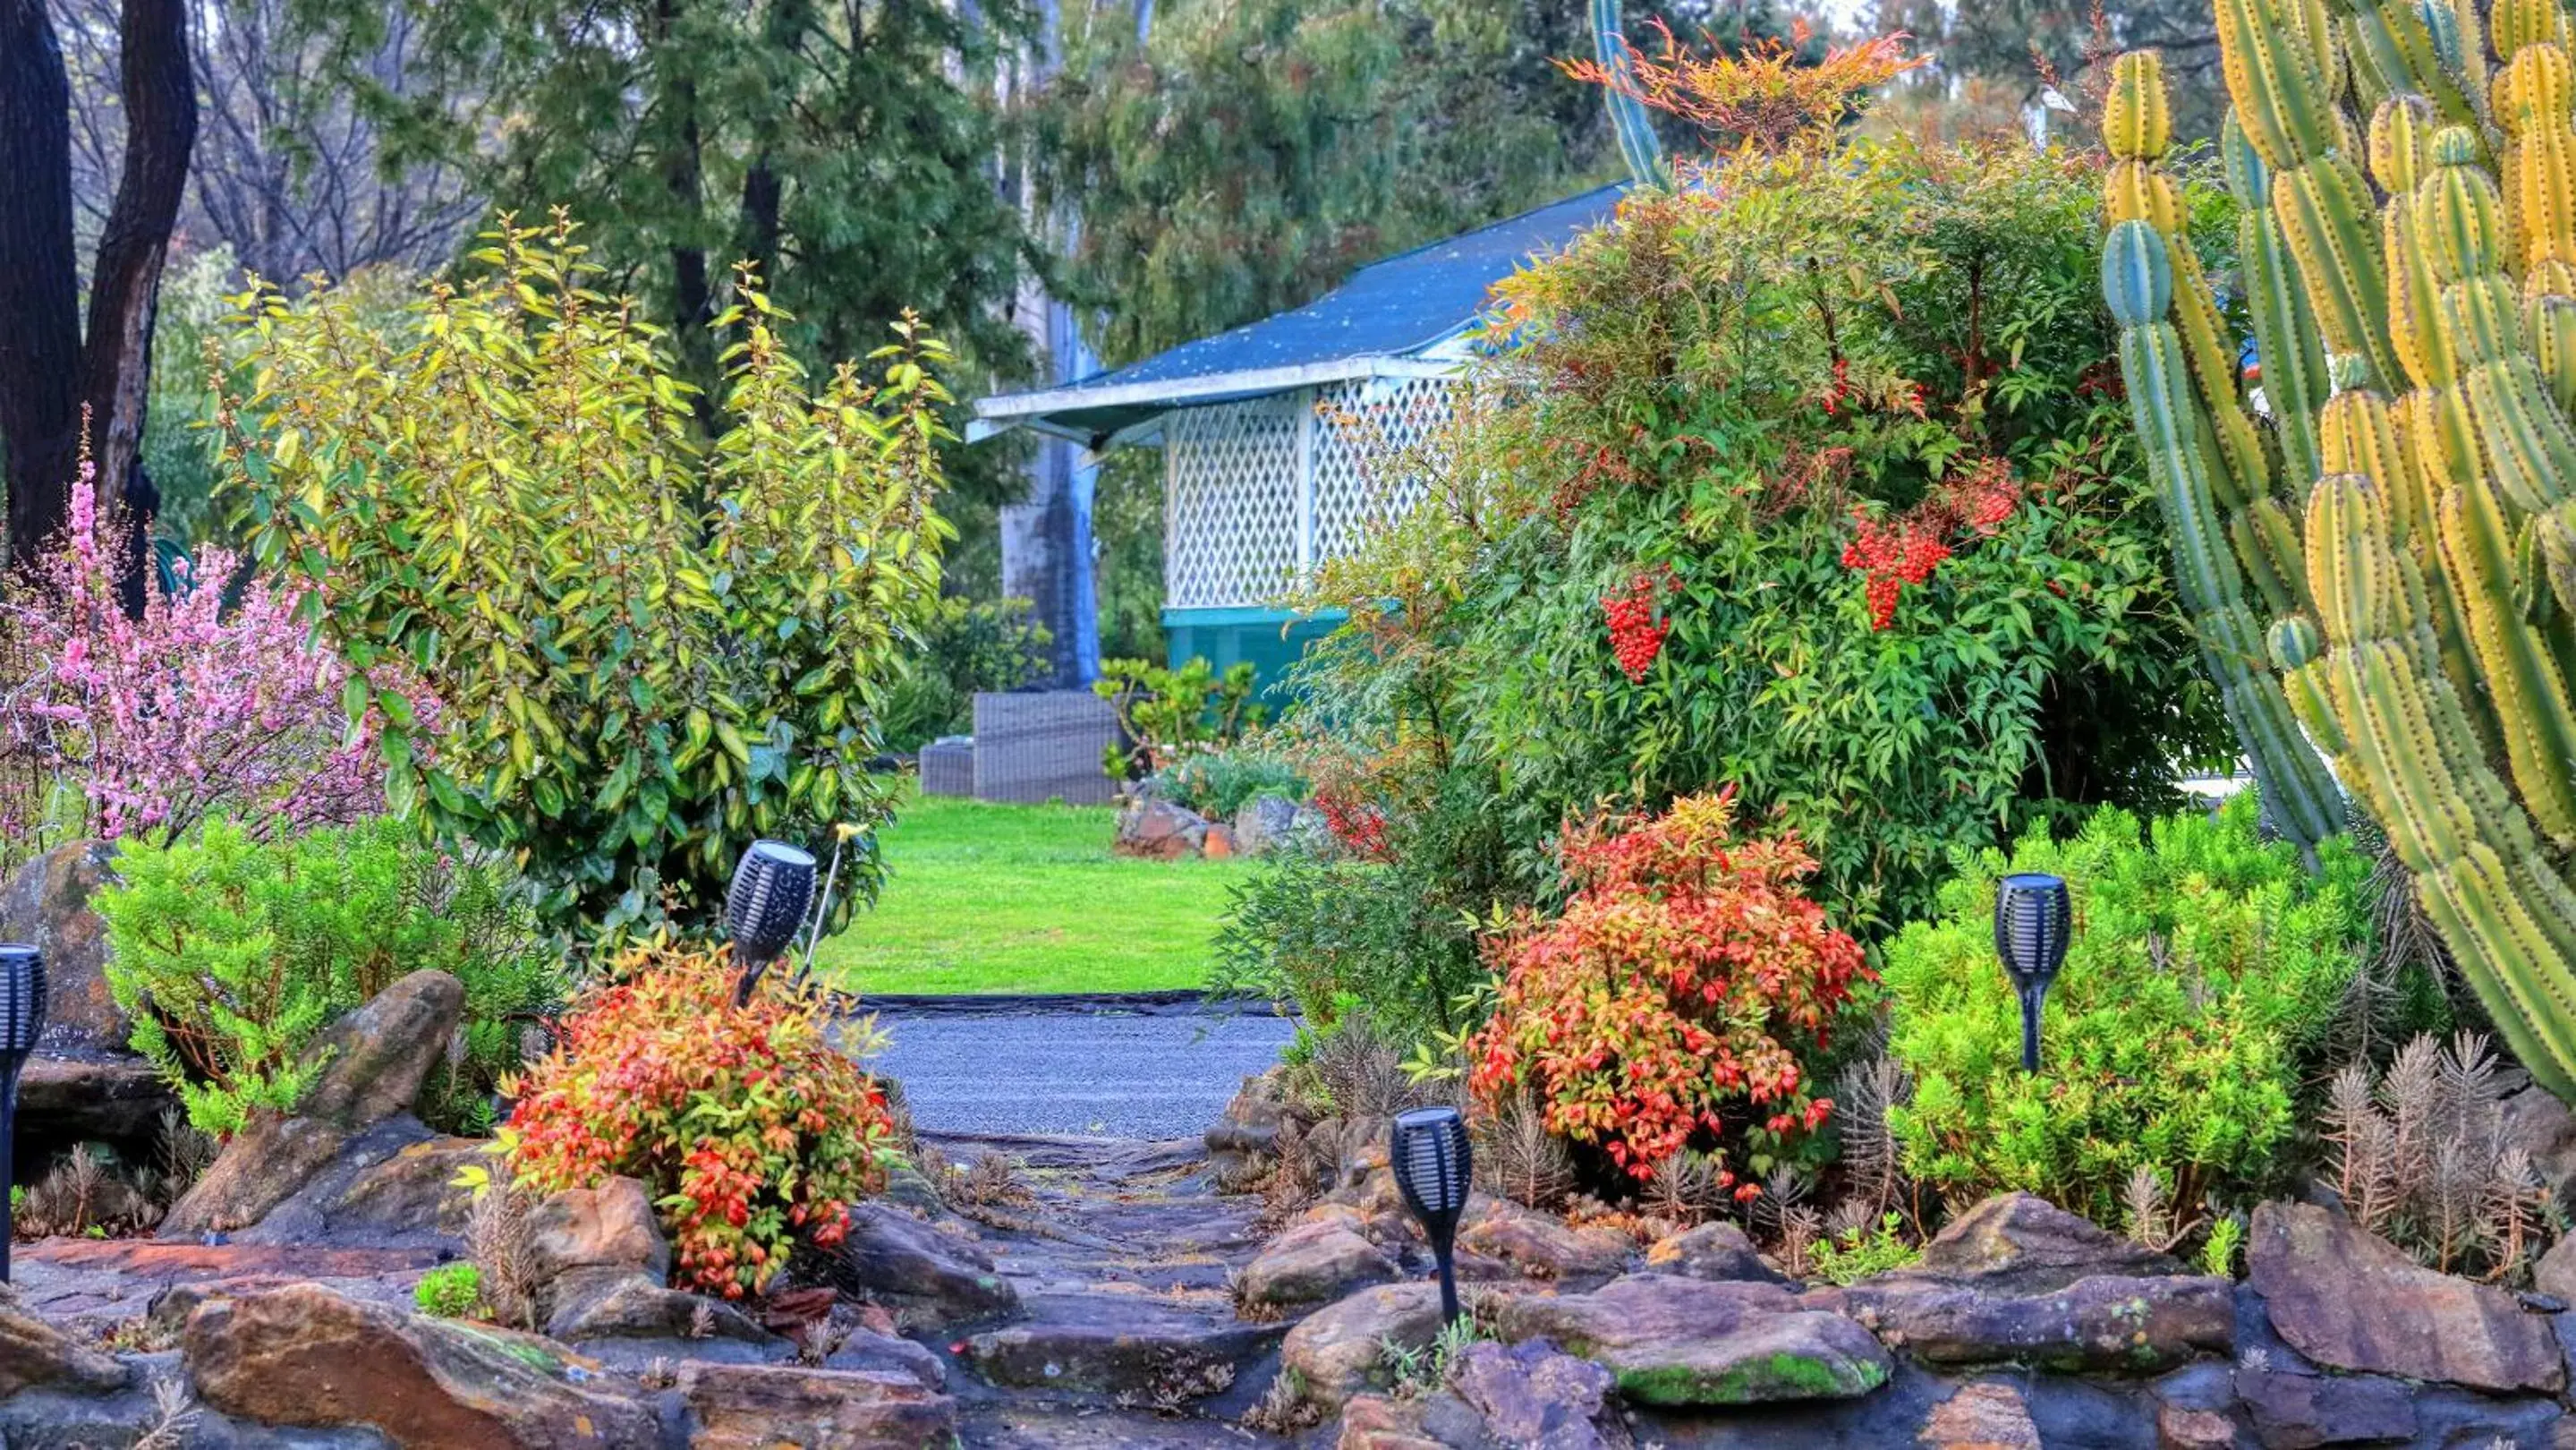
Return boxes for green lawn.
[812,789,1252,994]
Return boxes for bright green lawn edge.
[811,787,1249,995]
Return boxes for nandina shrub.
[1468,790,1870,1186]
[500,943,897,1297]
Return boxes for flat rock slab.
[956,1403,1283,1446]
[1489,1274,1892,1407]
[963,1291,1285,1406]
[13,1237,438,1334]
[1822,1272,2233,1371]
[677,1361,958,1449]
[184,1281,660,1448]
[2248,1200,2564,1395]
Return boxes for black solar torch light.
[0,944,46,1283]
[1994,873,2072,1073]
[725,840,816,1006]
[1390,1105,1474,1326]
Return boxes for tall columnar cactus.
[2100,52,2347,854]
[2107,3,2576,1098]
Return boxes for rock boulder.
[1488,1274,1891,1406]
[528,1177,668,1285]
[1281,1282,1447,1407]
[1458,1198,1629,1286]
[163,970,466,1240]
[2246,1200,2563,1395]
[1643,1221,1784,1284]
[1114,798,1210,860]
[1813,1191,2232,1372]
[1237,1214,1396,1310]
[817,1202,1020,1327]
[0,840,124,1051]
[676,1362,958,1449]
[183,1282,659,1448]
[0,1305,128,1400]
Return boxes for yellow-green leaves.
[214,214,952,943]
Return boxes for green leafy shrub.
[880,596,1053,754]
[1152,741,1307,821]
[1211,737,1506,1045]
[1808,1213,1921,1285]
[1097,656,1265,779]
[1882,794,2385,1224]
[217,217,955,942]
[96,817,557,1138]
[414,1262,482,1318]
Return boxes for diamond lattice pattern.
[1163,377,1457,610]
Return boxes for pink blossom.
[0,459,439,845]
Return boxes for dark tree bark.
[650,0,718,439]
[0,0,84,567]
[0,0,194,589]
[80,0,193,533]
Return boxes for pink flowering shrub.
[0,459,434,847]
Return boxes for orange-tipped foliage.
[1562,19,1926,153]
[502,943,897,1298]
[1468,789,1871,1183]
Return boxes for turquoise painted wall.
[1161,607,1347,706]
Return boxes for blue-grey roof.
[976,183,1628,446]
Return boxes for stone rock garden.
[25,2,2576,1448]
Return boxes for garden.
[11,0,2576,1446]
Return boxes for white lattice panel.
[1165,395,1303,610]
[1161,376,1459,610]
[1312,376,1454,565]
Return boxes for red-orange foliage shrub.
[1561,18,1925,154]
[1468,790,1869,1183]
[501,943,896,1297]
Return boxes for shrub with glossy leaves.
[216,215,954,942]
[1882,795,2386,1225]
[500,942,897,1298]
[1468,790,1869,1185]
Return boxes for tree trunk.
[81,0,194,577]
[652,0,718,438]
[998,0,1101,688]
[0,0,84,568]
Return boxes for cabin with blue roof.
[973,183,1628,689]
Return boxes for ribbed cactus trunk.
[2098,53,2348,855]
[1590,0,1662,184]
[2104,0,2576,1100]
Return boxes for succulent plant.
[2104,5,2576,1098]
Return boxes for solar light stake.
[0,944,47,1283]
[1994,873,2072,1073]
[1390,1106,1473,1326]
[726,841,817,1006]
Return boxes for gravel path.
[867,1004,1297,1139]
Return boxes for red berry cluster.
[1313,785,1393,862]
[1820,356,1854,417]
[1601,568,1676,682]
[1945,457,2019,533]
[1840,516,1953,630]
